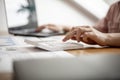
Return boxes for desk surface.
[0,35,120,80]
[1,48,120,80]
[68,48,120,55]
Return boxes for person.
[36,1,120,47]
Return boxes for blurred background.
[5,0,119,28]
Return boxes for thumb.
[85,32,98,42]
[35,26,45,32]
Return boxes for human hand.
[63,26,95,44]
[63,26,108,46]
[35,24,63,32]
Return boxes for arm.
[93,2,115,33]
[106,33,120,47]
[93,18,108,33]
[63,26,120,47]
[36,24,71,33]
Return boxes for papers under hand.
[24,37,83,51]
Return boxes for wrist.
[105,33,112,46]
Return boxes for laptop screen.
[5,0,38,29]
[0,0,8,34]
[4,0,64,37]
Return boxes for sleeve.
[94,18,108,33]
[93,3,116,33]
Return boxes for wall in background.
[74,0,109,20]
[104,0,119,5]
[0,0,112,32]
[0,0,8,35]
[35,0,100,27]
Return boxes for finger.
[73,26,91,36]
[35,26,46,32]
[71,36,76,40]
[63,30,76,42]
[75,26,91,32]
[81,27,91,32]
[71,27,75,31]
[82,34,89,43]
[83,26,89,28]
[76,28,82,42]
[62,27,75,42]
[78,32,95,44]
[73,27,89,42]
[63,26,91,42]
[47,24,56,26]
[71,35,83,42]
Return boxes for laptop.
[4,0,64,37]
[13,54,120,80]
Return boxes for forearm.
[106,33,120,47]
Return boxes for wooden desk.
[68,48,120,55]
[0,34,120,80]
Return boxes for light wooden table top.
[68,47,120,55]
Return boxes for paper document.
[0,36,15,46]
[24,36,83,51]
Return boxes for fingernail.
[62,39,66,42]
[62,40,66,42]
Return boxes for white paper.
[0,36,15,46]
